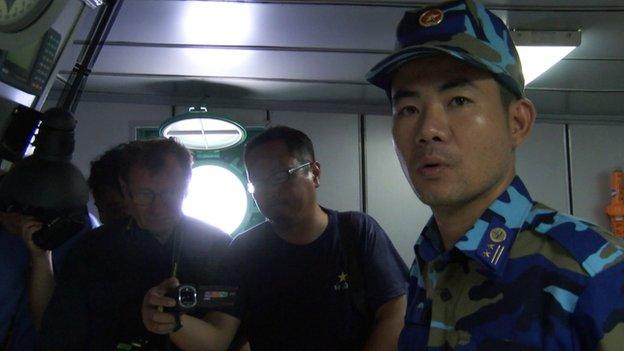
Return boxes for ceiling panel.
[61,46,380,82]
[530,59,624,91]
[55,0,624,116]
[75,1,402,50]
[259,0,622,7]
[55,74,381,101]
[507,12,624,59]
[51,75,388,115]
[60,45,624,91]
[77,2,623,57]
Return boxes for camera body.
[166,284,237,313]
[1,202,87,250]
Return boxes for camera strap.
[170,219,184,278]
[169,220,184,333]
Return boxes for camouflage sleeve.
[571,263,624,350]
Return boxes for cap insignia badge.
[419,8,444,27]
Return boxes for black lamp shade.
[0,155,88,209]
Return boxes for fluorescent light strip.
[517,46,576,85]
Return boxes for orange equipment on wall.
[606,169,624,237]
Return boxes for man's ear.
[183,179,190,199]
[508,98,536,149]
[311,161,321,188]
[119,177,130,200]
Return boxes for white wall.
[71,102,171,176]
[269,111,361,212]
[364,114,429,265]
[67,102,171,215]
[570,125,624,228]
[516,123,569,213]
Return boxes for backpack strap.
[337,212,374,325]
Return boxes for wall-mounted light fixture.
[511,30,581,85]
[159,107,247,151]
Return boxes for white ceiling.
[51,0,624,117]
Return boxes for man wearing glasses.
[39,139,231,350]
[142,126,409,350]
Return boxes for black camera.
[32,208,88,250]
[166,285,237,313]
[1,202,88,250]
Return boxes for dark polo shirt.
[39,216,231,350]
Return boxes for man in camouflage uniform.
[366,0,624,349]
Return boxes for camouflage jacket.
[399,176,624,350]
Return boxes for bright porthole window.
[183,164,248,235]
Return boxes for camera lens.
[178,285,197,309]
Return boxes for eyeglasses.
[129,189,185,206]
[246,161,312,194]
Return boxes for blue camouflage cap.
[366,0,525,98]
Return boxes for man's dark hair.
[119,138,192,183]
[244,126,315,164]
[498,81,518,111]
[88,143,128,195]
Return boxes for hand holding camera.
[166,284,237,313]
[142,277,180,335]
[142,277,238,334]
[0,212,45,257]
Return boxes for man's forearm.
[363,316,404,351]
[169,311,240,351]
[363,295,406,351]
[28,252,55,330]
